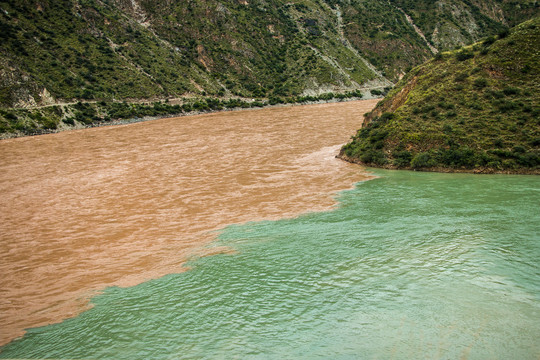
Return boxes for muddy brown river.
[0,100,377,345]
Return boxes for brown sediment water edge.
[0,99,378,346]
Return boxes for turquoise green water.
[1,170,539,359]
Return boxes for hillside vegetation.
[1,0,537,107]
[0,90,367,137]
[340,17,540,174]
[0,0,537,137]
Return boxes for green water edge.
[1,169,539,359]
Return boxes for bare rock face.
[39,88,55,106]
[0,64,40,108]
[109,0,149,24]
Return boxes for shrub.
[423,104,436,113]
[498,28,510,39]
[442,123,453,134]
[13,121,31,132]
[438,101,455,110]
[470,101,483,110]
[411,152,436,169]
[456,50,474,61]
[516,152,539,167]
[497,100,518,112]
[42,118,58,130]
[473,78,487,89]
[486,89,504,99]
[439,147,476,167]
[503,87,520,96]
[268,96,284,105]
[454,72,468,81]
[392,151,412,168]
[483,36,496,46]
[360,150,387,166]
[4,112,17,121]
[369,129,389,142]
[379,112,394,122]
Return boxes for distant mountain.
[339,17,540,174]
[1,0,537,109]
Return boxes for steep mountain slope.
[1,0,537,110]
[0,0,388,108]
[389,0,539,49]
[340,17,540,174]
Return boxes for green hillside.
[0,0,537,137]
[340,17,540,174]
[1,0,537,107]
[0,0,394,108]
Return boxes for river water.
[0,100,376,346]
[1,100,540,359]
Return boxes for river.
[0,100,376,346]
[1,100,539,359]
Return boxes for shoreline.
[0,96,381,140]
[337,153,540,175]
